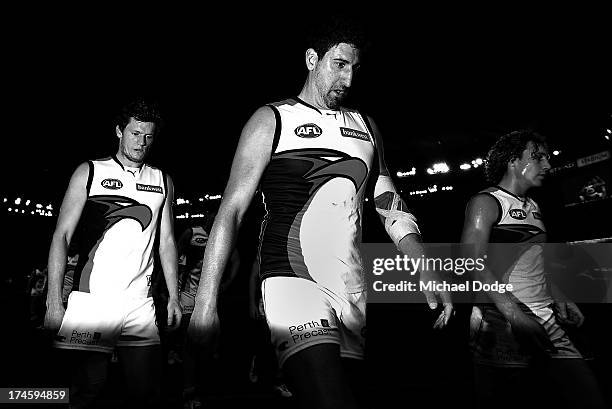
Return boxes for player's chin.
[326,94,345,109]
[130,151,147,162]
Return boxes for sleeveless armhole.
[480,192,503,225]
[85,161,94,195]
[161,170,168,202]
[266,104,282,156]
[359,111,376,147]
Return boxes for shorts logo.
[288,320,335,346]
[101,179,123,190]
[340,127,370,141]
[533,211,542,220]
[146,274,152,286]
[295,123,322,138]
[136,184,163,194]
[509,209,527,220]
[69,330,102,345]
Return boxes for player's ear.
[116,125,123,139]
[305,48,318,71]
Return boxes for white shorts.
[262,276,366,368]
[54,291,160,353]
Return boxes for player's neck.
[498,177,528,199]
[115,151,144,169]
[298,84,332,111]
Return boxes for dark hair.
[306,16,369,59]
[485,129,548,184]
[116,98,164,132]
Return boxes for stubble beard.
[323,89,347,110]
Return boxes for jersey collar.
[294,96,340,116]
[112,154,144,175]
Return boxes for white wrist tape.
[374,175,421,246]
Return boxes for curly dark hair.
[485,129,548,184]
[116,98,164,133]
[306,16,369,59]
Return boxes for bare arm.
[45,162,89,331]
[189,106,276,342]
[158,174,181,329]
[460,194,522,317]
[461,194,554,351]
[220,248,241,293]
[368,116,452,327]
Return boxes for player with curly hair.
[461,130,605,408]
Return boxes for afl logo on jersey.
[101,179,123,190]
[295,123,322,138]
[509,209,527,220]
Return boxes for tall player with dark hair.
[188,18,452,409]
[461,130,605,408]
[44,99,181,409]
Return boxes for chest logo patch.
[101,179,123,190]
[509,209,527,220]
[295,123,322,138]
[340,127,370,142]
[136,184,163,194]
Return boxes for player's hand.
[509,310,555,355]
[420,269,454,329]
[432,300,453,330]
[554,302,584,327]
[166,298,182,331]
[43,302,65,333]
[187,305,220,350]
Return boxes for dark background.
[1,7,611,408]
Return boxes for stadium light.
[460,163,471,170]
[553,150,560,156]
[397,167,416,178]
[426,162,449,175]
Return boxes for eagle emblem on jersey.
[274,149,368,194]
[89,195,153,231]
[495,224,546,243]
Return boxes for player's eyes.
[531,153,549,161]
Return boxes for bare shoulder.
[234,105,278,159]
[244,106,276,133]
[465,193,499,223]
[67,162,91,186]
